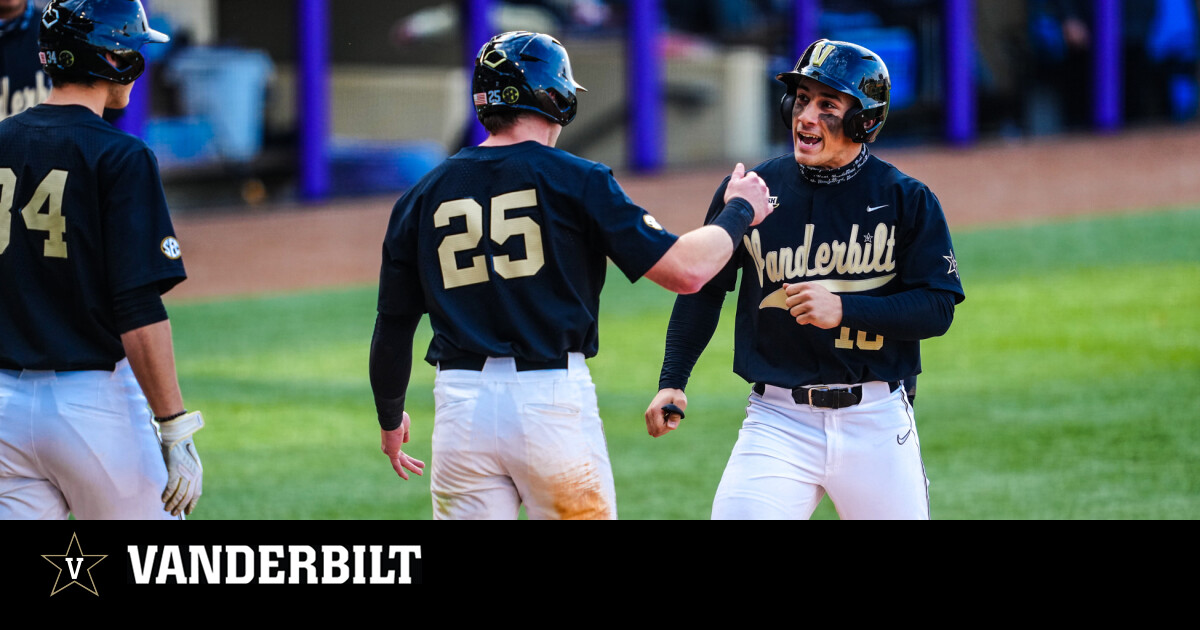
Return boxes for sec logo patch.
[161,236,182,259]
[643,215,664,231]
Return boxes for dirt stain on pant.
[548,462,613,520]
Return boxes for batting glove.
[158,411,205,517]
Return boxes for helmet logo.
[481,48,508,69]
[809,42,835,67]
[59,51,74,68]
[501,87,520,104]
[43,6,59,29]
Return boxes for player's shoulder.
[865,153,933,193]
[747,152,798,178]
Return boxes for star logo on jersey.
[944,250,959,278]
[161,236,182,259]
[43,533,107,596]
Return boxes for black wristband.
[155,410,187,423]
[709,197,754,247]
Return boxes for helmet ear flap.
[842,104,864,141]
[779,90,796,129]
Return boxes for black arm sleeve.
[369,311,422,431]
[839,289,958,341]
[112,283,169,334]
[658,285,727,391]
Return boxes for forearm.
[839,289,957,340]
[120,319,185,418]
[644,198,752,294]
[658,286,726,390]
[369,311,422,431]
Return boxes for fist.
[785,282,842,329]
[724,162,773,226]
[645,388,687,438]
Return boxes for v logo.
[66,557,83,580]
[810,42,835,67]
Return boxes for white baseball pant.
[0,359,178,520]
[429,353,616,520]
[712,380,929,520]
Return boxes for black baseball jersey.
[0,1,50,123]
[706,151,965,387]
[379,140,678,364]
[0,104,186,370]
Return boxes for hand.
[644,388,687,438]
[158,411,204,516]
[785,282,842,329]
[724,162,773,226]
[381,412,425,481]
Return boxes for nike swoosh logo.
[867,204,889,213]
[897,430,912,445]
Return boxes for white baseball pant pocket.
[507,377,615,520]
[429,355,615,520]
[0,363,177,520]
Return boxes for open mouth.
[796,131,822,146]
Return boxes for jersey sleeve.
[580,164,679,282]
[896,186,965,303]
[100,146,186,296]
[377,190,428,316]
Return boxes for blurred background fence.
[120,0,1200,209]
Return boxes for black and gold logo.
[59,50,75,68]
[42,533,107,596]
[502,86,520,104]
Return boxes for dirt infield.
[169,124,1200,301]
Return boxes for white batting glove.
[158,411,205,517]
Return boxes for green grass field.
[167,207,1200,519]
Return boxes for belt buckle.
[807,386,830,407]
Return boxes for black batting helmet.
[777,39,891,143]
[473,31,587,126]
[39,0,169,85]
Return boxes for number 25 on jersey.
[435,189,544,289]
[0,168,69,259]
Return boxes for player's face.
[0,0,25,21]
[790,77,862,169]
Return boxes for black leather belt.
[752,381,901,409]
[439,355,569,372]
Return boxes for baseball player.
[645,39,965,520]
[370,30,772,520]
[0,0,51,123]
[0,0,203,520]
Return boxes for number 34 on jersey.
[0,168,69,259]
